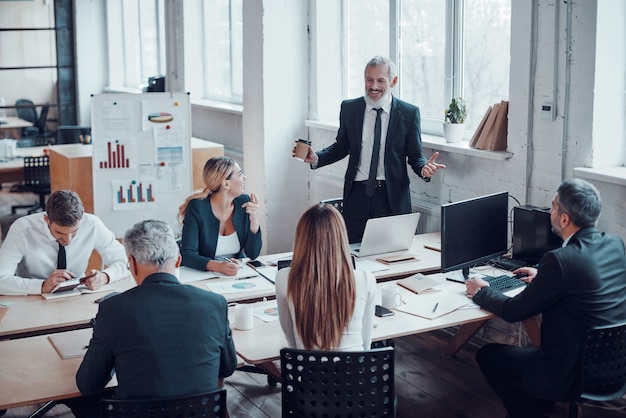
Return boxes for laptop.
[349,213,420,257]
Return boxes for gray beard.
[364,89,391,108]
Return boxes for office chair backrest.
[568,322,626,417]
[16,99,38,124]
[281,346,395,417]
[36,103,49,132]
[23,156,50,188]
[320,197,344,213]
[101,388,227,418]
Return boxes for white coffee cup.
[234,304,254,330]
[381,284,403,310]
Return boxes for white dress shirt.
[0,212,128,295]
[355,95,392,182]
[275,267,376,351]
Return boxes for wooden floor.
[4,329,626,418]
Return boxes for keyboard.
[483,274,526,292]
[490,256,527,271]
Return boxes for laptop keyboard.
[483,274,526,292]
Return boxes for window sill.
[304,120,514,161]
[574,167,626,186]
[190,99,243,115]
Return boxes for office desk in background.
[0,116,33,140]
[0,145,47,184]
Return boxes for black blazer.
[76,273,238,399]
[474,227,626,400]
[315,96,429,214]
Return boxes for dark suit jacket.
[474,227,626,400]
[76,273,237,399]
[315,96,429,214]
[181,194,262,271]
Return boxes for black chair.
[11,156,51,214]
[57,125,91,144]
[281,347,395,417]
[321,197,343,213]
[568,322,626,418]
[101,388,227,418]
[15,99,54,139]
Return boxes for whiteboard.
[91,92,192,237]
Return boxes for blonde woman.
[179,157,262,274]
[276,203,376,350]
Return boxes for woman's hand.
[243,193,260,233]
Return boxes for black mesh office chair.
[15,99,54,139]
[11,156,51,214]
[321,197,343,213]
[281,347,396,417]
[101,388,227,418]
[568,322,626,417]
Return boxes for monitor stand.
[445,267,471,284]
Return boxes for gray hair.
[364,56,397,80]
[123,220,180,268]
[556,178,602,228]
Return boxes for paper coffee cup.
[234,304,254,330]
[293,139,311,162]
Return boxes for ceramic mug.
[234,304,254,330]
[381,284,403,310]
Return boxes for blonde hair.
[287,203,356,350]
[178,157,236,221]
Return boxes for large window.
[106,0,165,90]
[345,0,511,133]
[183,0,243,104]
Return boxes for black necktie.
[57,243,66,270]
[366,108,383,197]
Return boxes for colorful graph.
[117,180,155,204]
[263,307,279,317]
[232,282,256,290]
[100,140,130,169]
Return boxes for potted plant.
[443,97,467,143]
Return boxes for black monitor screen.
[441,191,509,280]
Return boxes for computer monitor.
[512,205,562,264]
[441,191,509,281]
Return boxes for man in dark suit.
[74,219,237,417]
[465,178,626,418]
[296,56,445,243]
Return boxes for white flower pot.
[443,123,465,143]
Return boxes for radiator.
[311,178,440,234]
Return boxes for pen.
[432,302,439,313]
[222,258,242,269]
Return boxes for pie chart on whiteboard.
[148,112,173,123]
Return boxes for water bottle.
[0,97,7,124]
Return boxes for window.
[184,0,243,105]
[106,0,166,90]
[344,0,511,134]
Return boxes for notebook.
[350,213,420,257]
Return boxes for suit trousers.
[343,181,392,244]
[476,343,554,418]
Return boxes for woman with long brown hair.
[178,156,262,274]
[275,203,376,350]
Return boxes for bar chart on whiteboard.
[91,92,192,237]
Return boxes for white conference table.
[0,116,34,139]
[230,271,539,367]
[0,233,442,340]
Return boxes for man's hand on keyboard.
[465,277,489,299]
[512,267,538,283]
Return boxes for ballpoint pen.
[432,302,439,313]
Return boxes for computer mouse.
[513,272,529,280]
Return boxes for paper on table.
[253,304,280,322]
[48,328,92,359]
[206,276,275,294]
[177,264,259,283]
[0,305,9,323]
[355,259,391,274]
[396,288,471,320]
